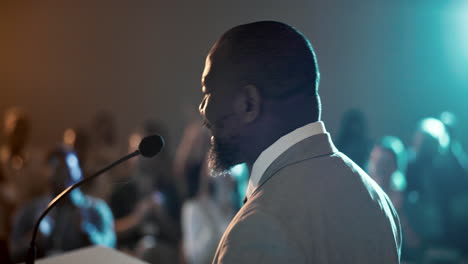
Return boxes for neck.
[242,92,319,168]
[243,116,317,168]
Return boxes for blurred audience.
[404,117,468,263]
[88,111,120,165]
[336,109,373,168]
[175,119,237,264]
[0,108,48,207]
[138,120,183,223]
[438,112,468,257]
[9,146,115,262]
[440,111,468,173]
[1,108,31,167]
[0,108,47,263]
[85,111,122,202]
[367,136,421,262]
[0,163,14,263]
[63,127,91,169]
[1,105,467,264]
[109,120,181,263]
[405,117,449,246]
[368,136,407,209]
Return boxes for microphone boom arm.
[26,150,141,264]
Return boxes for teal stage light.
[446,1,468,80]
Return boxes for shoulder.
[214,206,304,264]
[223,206,284,240]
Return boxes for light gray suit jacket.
[213,133,401,263]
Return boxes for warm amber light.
[63,128,76,146]
[129,132,142,152]
[4,107,22,134]
[11,156,24,170]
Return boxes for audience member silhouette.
[438,112,468,256]
[368,136,407,208]
[86,111,122,202]
[367,136,420,262]
[0,163,13,263]
[175,119,236,264]
[10,147,115,262]
[109,120,180,262]
[336,109,372,168]
[1,108,47,207]
[405,117,457,260]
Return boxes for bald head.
[207,21,320,101]
[200,21,322,171]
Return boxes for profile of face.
[199,54,259,175]
[368,146,397,190]
[199,22,318,174]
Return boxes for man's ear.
[234,84,261,124]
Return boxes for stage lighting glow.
[128,132,142,152]
[456,4,468,59]
[420,118,450,149]
[230,164,246,177]
[66,152,82,182]
[63,128,76,146]
[390,171,407,192]
[446,1,468,78]
[230,163,249,207]
[39,217,53,236]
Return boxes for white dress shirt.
[246,121,326,199]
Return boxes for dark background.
[1,0,467,153]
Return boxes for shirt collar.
[245,121,326,200]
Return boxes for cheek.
[214,116,242,139]
[207,98,240,132]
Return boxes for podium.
[32,246,149,264]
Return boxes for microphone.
[139,134,165,158]
[26,134,164,264]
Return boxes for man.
[199,21,401,263]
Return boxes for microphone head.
[138,135,165,158]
